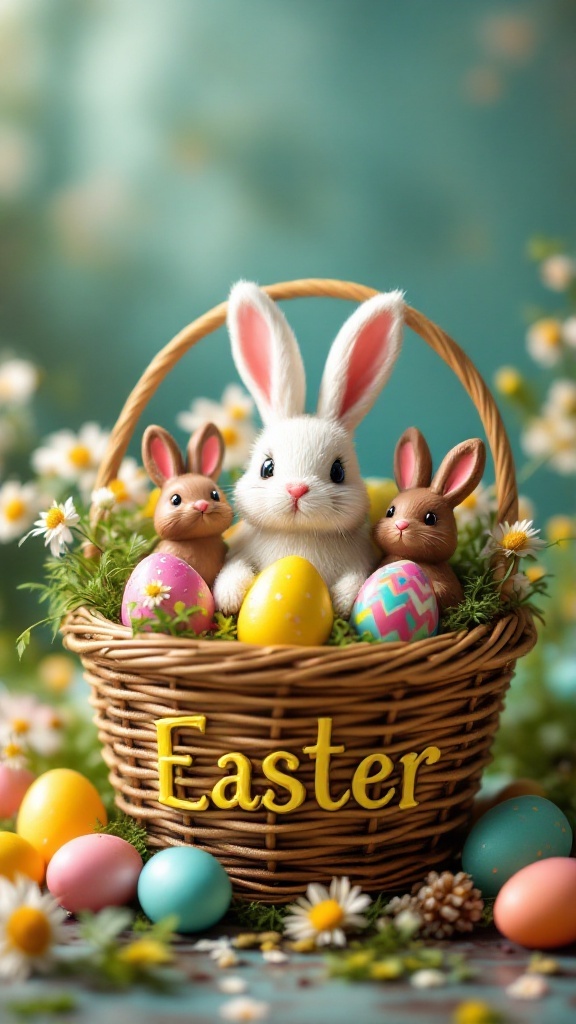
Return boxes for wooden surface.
[5,926,576,1024]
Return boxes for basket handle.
[93,278,518,526]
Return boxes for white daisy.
[543,380,576,420]
[105,457,150,508]
[31,422,109,497]
[562,316,576,349]
[0,738,29,770]
[0,358,39,406]
[177,384,256,472]
[526,318,563,367]
[283,876,371,947]
[141,580,172,609]
[454,483,495,527]
[19,497,80,557]
[219,996,270,1022]
[522,415,576,475]
[0,875,67,982]
[540,254,576,292]
[482,519,547,560]
[0,692,64,757]
[0,480,40,542]
[90,486,116,511]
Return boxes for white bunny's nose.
[287,483,309,500]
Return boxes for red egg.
[0,764,36,818]
[46,833,143,913]
[494,856,576,948]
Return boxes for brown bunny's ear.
[142,426,185,486]
[393,427,433,490]
[431,438,486,508]
[187,422,226,481]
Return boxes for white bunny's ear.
[317,290,404,432]
[226,281,306,424]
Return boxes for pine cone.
[413,870,484,940]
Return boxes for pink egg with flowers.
[121,552,215,633]
[46,833,143,913]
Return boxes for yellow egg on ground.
[16,768,108,863]
[0,831,45,884]
[238,556,334,646]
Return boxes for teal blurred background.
[1,0,575,632]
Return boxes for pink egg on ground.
[121,552,215,633]
[494,856,576,949]
[46,833,143,913]
[0,764,36,818]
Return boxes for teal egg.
[462,795,573,898]
[137,847,232,932]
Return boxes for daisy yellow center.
[500,529,530,552]
[495,368,522,396]
[6,907,52,957]
[68,444,92,469]
[308,898,345,931]
[229,404,248,421]
[460,493,478,510]
[3,741,24,758]
[118,938,172,966]
[144,582,165,599]
[45,507,65,530]
[109,478,129,502]
[221,426,239,446]
[526,565,545,583]
[538,321,561,347]
[11,718,30,735]
[4,498,26,522]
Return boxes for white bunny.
[213,281,404,618]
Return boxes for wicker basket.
[61,279,537,901]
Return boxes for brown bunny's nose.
[193,500,209,512]
[395,519,410,532]
[287,483,309,500]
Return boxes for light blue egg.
[137,846,232,932]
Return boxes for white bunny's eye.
[330,458,345,484]
[260,458,274,479]
[170,494,182,506]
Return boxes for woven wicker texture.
[62,279,537,900]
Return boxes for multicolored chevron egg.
[351,560,439,643]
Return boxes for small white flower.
[543,380,576,420]
[177,384,257,472]
[392,909,422,939]
[106,457,150,508]
[482,519,547,560]
[192,937,233,954]
[410,968,447,989]
[540,254,576,292]
[526,318,563,367]
[91,487,116,511]
[0,480,40,543]
[283,876,371,948]
[0,875,67,981]
[218,976,248,995]
[31,422,109,497]
[0,358,39,406]
[511,572,532,600]
[261,948,288,963]
[454,483,495,527]
[219,996,270,1022]
[506,973,549,999]
[215,948,240,969]
[523,415,576,475]
[19,497,80,557]
[141,580,172,609]
[0,692,64,757]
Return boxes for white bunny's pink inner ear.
[339,311,393,421]
[397,437,416,490]
[150,436,177,480]
[237,303,273,412]
[442,451,478,499]
[201,434,221,478]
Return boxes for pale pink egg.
[121,552,215,633]
[494,856,576,948]
[46,833,143,913]
[0,764,36,818]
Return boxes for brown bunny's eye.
[385,506,395,518]
[424,511,437,526]
[170,494,182,506]
[210,489,220,501]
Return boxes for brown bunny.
[142,422,234,588]
[373,427,486,611]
